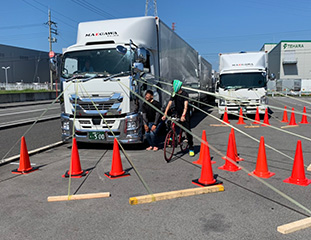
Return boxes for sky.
[0,0,311,69]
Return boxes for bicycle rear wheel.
[164,130,176,162]
[179,130,189,153]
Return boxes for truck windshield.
[220,72,266,89]
[61,48,133,79]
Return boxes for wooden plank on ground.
[245,125,260,128]
[209,124,228,127]
[129,185,224,205]
[277,217,311,234]
[307,163,311,172]
[47,192,110,202]
[280,125,299,129]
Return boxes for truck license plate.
[89,132,106,140]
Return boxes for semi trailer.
[51,16,212,144]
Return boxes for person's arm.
[162,100,172,120]
[181,100,188,122]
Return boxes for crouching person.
[142,90,162,151]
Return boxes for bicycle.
[163,117,189,162]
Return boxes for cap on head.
[172,79,182,97]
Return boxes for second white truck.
[215,51,269,114]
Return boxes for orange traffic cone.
[218,133,241,172]
[12,136,38,174]
[192,146,222,187]
[249,136,275,178]
[252,107,261,124]
[299,106,309,124]
[62,138,88,178]
[281,106,289,123]
[230,128,244,161]
[283,140,311,186]
[237,108,246,125]
[193,130,215,165]
[261,108,270,126]
[105,138,130,179]
[222,107,230,124]
[288,108,298,126]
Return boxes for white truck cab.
[216,51,269,114]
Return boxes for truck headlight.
[219,99,226,106]
[260,96,268,104]
[62,121,70,131]
[127,121,137,130]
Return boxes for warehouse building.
[261,41,311,93]
[0,44,50,89]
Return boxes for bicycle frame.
[164,118,189,162]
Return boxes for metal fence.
[0,82,60,91]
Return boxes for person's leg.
[148,122,155,148]
[182,121,193,147]
[145,131,153,150]
[182,120,194,156]
[152,121,163,150]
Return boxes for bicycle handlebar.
[170,117,180,121]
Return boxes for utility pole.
[2,66,10,90]
[145,0,158,16]
[46,9,57,90]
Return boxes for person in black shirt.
[142,90,162,151]
[162,79,194,157]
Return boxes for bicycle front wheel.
[179,130,189,153]
[164,130,176,162]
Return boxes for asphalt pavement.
[1,96,311,239]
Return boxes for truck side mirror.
[215,81,219,92]
[137,48,147,63]
[49,58,57,72]
[269,73,276,80]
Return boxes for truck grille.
[70,92,123,116]
[80,103,114,111]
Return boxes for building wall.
[260,43,277,53]
[268,41,311,92]
[0,44,50,84]
[280,41,311,80]
[267,43,281,79]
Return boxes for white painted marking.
[0,141,64,165]
[0,107,59,117]
[10,162,36,166]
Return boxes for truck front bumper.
[61,112,143,144]
[218,103,267,114]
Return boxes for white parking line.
[0,106,60,116]
[0,141,64,165]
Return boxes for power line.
[0,23,44,30]
[32,0,79,25]
[22,0,76,30]
[185,29,311,42]
[71,0,115,19]
[0,32,46,40]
